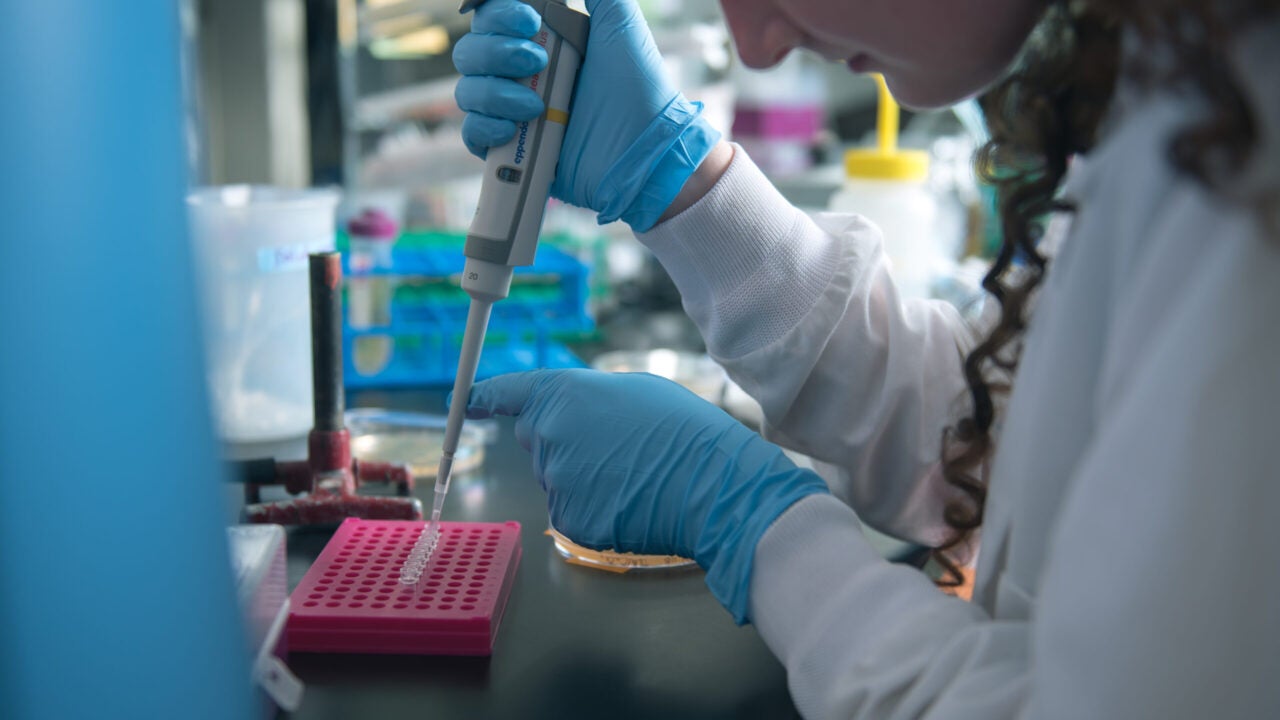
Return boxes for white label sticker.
[257,242,330,273]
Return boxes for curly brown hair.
[932,0,1280,587]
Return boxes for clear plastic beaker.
[187,185,339,443]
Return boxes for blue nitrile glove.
[461,369,830,624]
[452,0,721,231]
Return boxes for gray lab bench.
[280,388,802,719]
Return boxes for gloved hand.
[462,369,829,624]
[452,0,721,231]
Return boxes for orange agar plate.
[546,528,696,573]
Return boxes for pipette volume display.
[401,0,588,579]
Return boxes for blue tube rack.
[341,233,592,388]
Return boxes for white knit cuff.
[637,145,846,359]
[749,494,883,629]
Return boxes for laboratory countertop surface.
[278,388,802,720]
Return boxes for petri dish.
[345,409,498,479]
[591,349,728,403]
[547,527,696,573]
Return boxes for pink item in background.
[288,519,522,655]
[732,105,826,179]
[346,208,399,240]
[347,208,399,275]
[731,105,823,139]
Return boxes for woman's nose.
[720,1,802,69]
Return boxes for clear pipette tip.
[396,451,454,585]
[426,450,453,541]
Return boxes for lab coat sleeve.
[746,159,1280,718]
[639,146,980,545]
[1022,162,1280,719]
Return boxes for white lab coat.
[638,39,1280,720]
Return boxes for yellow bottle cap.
[844,74,930,182]
[844,147,930,181]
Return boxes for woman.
[452,0,1280,716]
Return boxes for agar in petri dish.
[346,409,498,480]
[546,527,696,573]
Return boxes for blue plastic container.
[341,236,592,388]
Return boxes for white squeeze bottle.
[829,74,936,299]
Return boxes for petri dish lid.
[591,349,728,403]
[345,409,498,479]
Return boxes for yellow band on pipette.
[545,108,570,125]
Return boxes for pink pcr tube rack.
[288,518,521,655]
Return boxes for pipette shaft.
[424,298,493,546]
[409,0,587,572]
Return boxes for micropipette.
[415,0,590,568]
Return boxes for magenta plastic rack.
[288,519,522,655]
